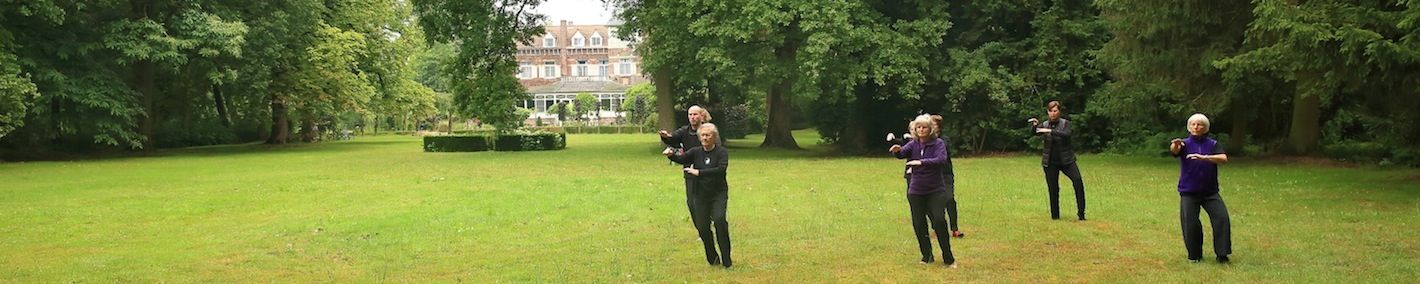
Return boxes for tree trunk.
[135,60,157,150]
[300,117,319,142]
[1227,101,1251,155]
[1288,78,1322,155]
[212,84,231,127]
[653,65,675,131]
[760,39,801,149]
[760,77,800,149]
[267,93,290,144]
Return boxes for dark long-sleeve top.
[1031,118,1077,166]
[893,137,951,195]
[667,145,730,194]
[661,124,723,151]
[662,124,724,178]
[1173,135,1225,196]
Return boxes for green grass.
[2,130,1417,282]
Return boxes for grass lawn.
[2,130,1417,282]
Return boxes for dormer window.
[543,35,556,47]
[572,32,585,47]
[590,33,603,46]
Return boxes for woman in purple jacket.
[890,114,956,268]
[1169,113,1232,263]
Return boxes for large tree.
[615,0,951,149]
[1215,0,1420,155]
[412,0,545,132]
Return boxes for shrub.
[1323,141,1388,164]
[494,132,566,151]
[423,135,492,152]
[155,119,238,148]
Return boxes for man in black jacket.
[665,123,732,268]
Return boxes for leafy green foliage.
[0,51,37,139]
[412,0,545,133]
[620,82,658,127]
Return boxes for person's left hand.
[1037,128,1052,133]
[684,167,700,176]
[1186,154,1206,160]
[906,160,922,166]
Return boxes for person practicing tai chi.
[1029,101,1088,221]
[658,106,721,226]
[665,123,733,269]
[887,114,963,238]
[1170,113,1233,264]
[890,115,957,268]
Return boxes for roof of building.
[527,80,631,94]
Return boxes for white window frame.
[618,58,634,75]
[591,34,603,46]
[542,61,558,78]
[597,59,608,77]
[575,60,588,77]
[572,34,585,47]
[543,36,556,47]
[519,61,532,79]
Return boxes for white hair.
[698,123,719,138]
[1188,113,1210,133]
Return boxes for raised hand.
[658,130,672,139]
[1028,117,1039,125]
[889,144,903,153]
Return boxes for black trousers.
[683,178,698,222]
[906,179,960,231]
[691,189,731,266]
[1044,162,1087,219]
[907,191,954,264]
[1180,192,1232,260]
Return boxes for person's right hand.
[662,147,675,156]
[889,144,902,153]
[886,133,896,141]
[1028,117,1039,125]
[1171,138,1185,148]
[658,130,672,138]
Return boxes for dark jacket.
[893,137,952,195]
[662,124,724,179]
[667,145,730,194]
[1032,118,1077,166]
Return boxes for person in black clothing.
[665,123,733,268]
[887,114,963,238]
[659,105,722,234]
[1029,101,1087,220]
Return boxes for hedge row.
[528,125,651,134]
[423,132,566,152]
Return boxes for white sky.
[533,0,616,26]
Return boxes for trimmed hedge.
[529,125,649,134]
[423,132,566,152]
[423,135,492,152]
[494,132,566,151]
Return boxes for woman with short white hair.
[665,123,733,268]
[1169,113,1233,263]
